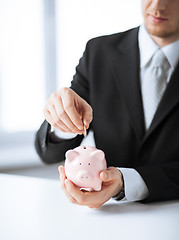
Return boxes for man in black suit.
[35,0,179,208]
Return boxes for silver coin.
[83,125,87,137]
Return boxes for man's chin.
[145,24,171,39]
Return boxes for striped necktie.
[141,49,170,129]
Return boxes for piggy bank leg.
[93,183,102,191]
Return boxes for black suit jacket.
[35,27,179,203]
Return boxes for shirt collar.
[138,24,179,70]
[162,40,179,70]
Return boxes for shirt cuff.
[118,168,149,202]
[50,126,78,140]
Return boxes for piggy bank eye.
[79,163,82,165]
[88,163,91,165]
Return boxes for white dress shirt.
[51,24,179,202]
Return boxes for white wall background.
[0,0,45,133]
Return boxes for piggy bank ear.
[91,150,105,161]
[65,150,79,163]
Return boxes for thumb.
[100,167,121,182]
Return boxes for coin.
[83,125,87,137]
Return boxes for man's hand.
[44,87,93,134]
[58,165,124,209]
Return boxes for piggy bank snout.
[76,170,93,181]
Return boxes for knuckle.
[114,168,121,180]
[63,87,70,92]
[60,87,70,96]
[50,92,58,100]
[89,109,93,120]
[87,104,92,113]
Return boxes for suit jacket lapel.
[111,27,179,143]
[112,27,145,141]
[144,62,179,141]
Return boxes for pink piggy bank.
[65,146,107,191]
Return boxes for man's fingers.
[100,167,122,182]
[58,166,78,204]
[54,97,82,133]
[44,110,66,132]
[64,179,97,206]
[59,165,123,208]
[61,94,84,131]
[58,167,94,207]
[58,166,65,178]
[63,179,79,204]
[47,103,74,132]
[61,88,93,130]
[44,93,83,134]
[51,93,80,133]
[59,166,120,208]
[65,179,85,203]
[100,167,123,198]
[65,179,107,208]
[44,87,93,134]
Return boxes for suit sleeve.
[135,160,179,202]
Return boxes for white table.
[0,174,179,240]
